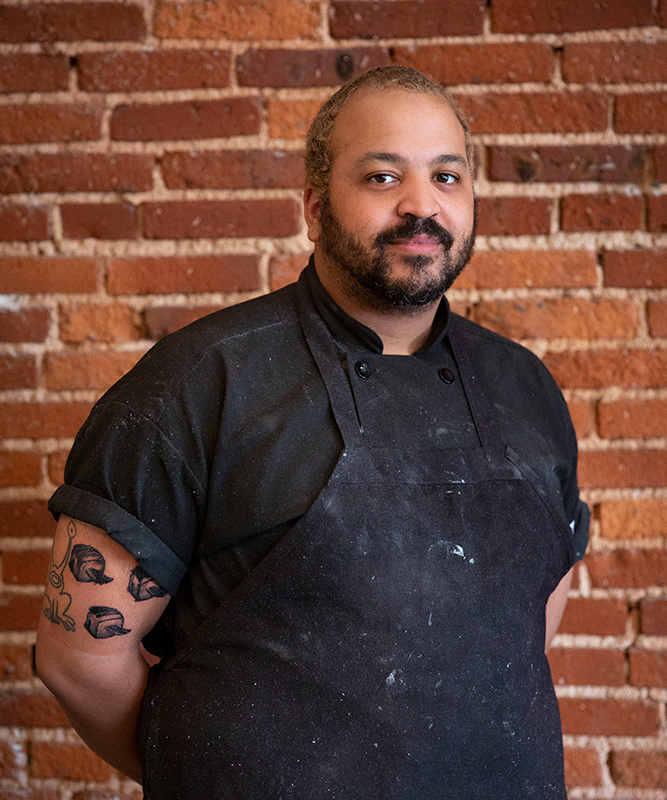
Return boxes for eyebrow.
[354,152,469,170]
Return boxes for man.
[37,66,589,799]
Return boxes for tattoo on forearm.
[69,543,114,584]
[84,606,132,639]
[43,520,77,631]
[127,566,167,601]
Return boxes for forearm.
[544,567,574,653]
[36,629,148,783]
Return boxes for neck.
[313,255,441,356]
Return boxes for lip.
[388,235,442,254]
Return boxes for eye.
[367,173,398,185]
[434,172,458,185]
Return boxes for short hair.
[305,66,474,195]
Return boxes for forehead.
[330,88,467,167]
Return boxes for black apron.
[140,280,574,799]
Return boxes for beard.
[318,198,477,311]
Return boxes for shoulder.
[98,283,303,423]
[449,312,575,458]
[450,313,563,397]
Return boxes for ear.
[304,185,323,243]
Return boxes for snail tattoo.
[43,520,77,631]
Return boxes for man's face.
[306,88,477,310]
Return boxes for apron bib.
[141,281,574,799]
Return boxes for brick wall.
[0,0,665,796]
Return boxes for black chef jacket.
[49,258,589,657]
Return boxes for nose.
[396,175,438,220]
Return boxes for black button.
[354,361,372,379]
[438,367,455,384]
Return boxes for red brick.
[162,150,304,190]
[72,792,143,800]
[111,97,260,142]
[617,93,667,134]
[0,257,97,294]
[0,691,69,727]
[59,304,139,344]
[492,0,653,33]
[0,500,54,539]
[268,98,321,140]
[0,740,26,779]
[600,499,667,540]
[648,300,667,336]
[237,47,388,88]
[0,594,43,631]
[0,354,37,390]
[563,748,602,788]
[559,597,627,636]
[548,648,626,686]
[561,193,642,232]
[269,254,309,291]
[2,549,50,586]
[44,351,143,392]
[476,197,552,236]
[330,0,484,38]
[648,196,667,232]
[587,549,667,588]
[610,751,667,789]
[61,202,137,240]
[641,598,667,635]
[603,250,667,288]
[564,41,667,84]
[558,697,659,736]
[661,0,667,27]
[0,53,69,92]
[567,400,593,440]
[143,306,221,339]
[142,199,300,240]
[0,309,49,343]
[154,0,320,40]
[488,145,647,183]
[469,298,638,341]
[0,3,145,42]
[78,49,231,92]
[0,402,91,439]
[0,104,101,145]
[394,43,554,85]
[629,651,667,688]
[0,204,48,242]
[0,153,153,194]
[0,790,60,800]
[543,348,667,389]
[458,92,607,135]
[30,742,112,781]
[599,399,667,439]
[0,451,42,488]
[579,450,667,489]
[0,644,33,681]
[656,145,667,184]
[457,251,597,290]
[108,255,260,295]
[47,450,68,487]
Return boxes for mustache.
[374,217,455,251]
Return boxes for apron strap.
[447,326,505,452]
[296,277,363,448]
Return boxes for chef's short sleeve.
[49,398,204,596]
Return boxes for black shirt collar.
[301,256,451,355]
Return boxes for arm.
[36,515,170,784]
[544,566,573,653]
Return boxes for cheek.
[442,196,475,236]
